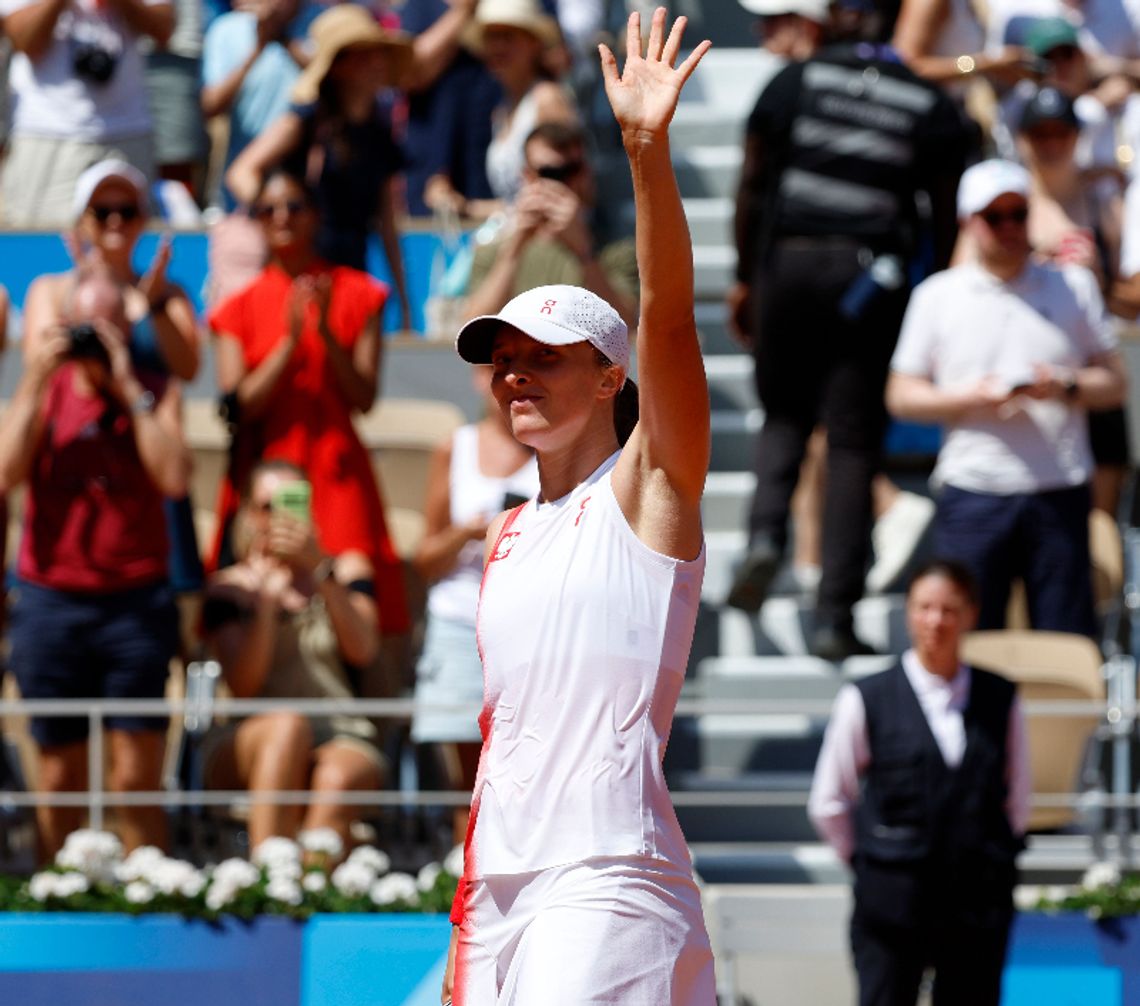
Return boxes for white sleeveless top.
[468,452,705,878]
[486,86,540,202]
[426,424,538,625]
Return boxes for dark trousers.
[851,909,1012,1006]
[933,483,1097,637]
[747,239,908,628]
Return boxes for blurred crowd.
[0,0,1136,872]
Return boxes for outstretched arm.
[604,8,711,561]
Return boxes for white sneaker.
[865,491,935,594]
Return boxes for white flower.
[1082,862,1122,892]
[416,862,442,892]
[252,837,302,871]
[1013,886,1042,912]
[331,860,376,897]
[265,876,303,906]
[115,846,166,884]
[346,846,390,876]
[298,828,343,859]
[1045,885,1072,904]
[29,872,59,901]
[1088,904,1104,919]
[53,872,90,898]
[211,858,261,891]
[266,860,303,883]
[125,881,156,905]
[443,845,464,878]
[369,873,418,907]
[302,872,328,894]
[205,881,238,912]
[55,829,123,882]
[151,859,206,898]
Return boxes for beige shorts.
[1,132,156,227]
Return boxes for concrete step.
[673,771,817,842]
[674,146,743,200]
[704,589,911,658]
[674,47,777,115]
[701,470,753,532]
[697,655,897,702]
[704,354,757,414]
[709,409,760,471]
[694,244,736,299]
[685,197,735,246]
[670,107,748,149]
[696,299,741,356]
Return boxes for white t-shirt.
[0,0,166,140]
[891,260,1117,493]
[426,423,538,626]
[467,452,704,878]
[1121,176,1140,274]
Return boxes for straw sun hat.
[463,0,562,52]
[292,4,413,103]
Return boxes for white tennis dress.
[452,452,716,1004]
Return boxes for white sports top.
[467,452,705,878]
[426,424,538,626]
[486,86,540,203]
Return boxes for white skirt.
[453,855,717,1005]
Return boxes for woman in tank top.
[442,10,715,1004]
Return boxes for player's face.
[489,327,617,450]
[906,573,977,669]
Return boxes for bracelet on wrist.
[956,54,976,75]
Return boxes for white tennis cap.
[456,284,630,370]
[957,159,1030,219]
[72,159,149,222]
[738,0,830,22]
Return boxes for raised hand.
[598,7,710,143]
[138,232,174,309]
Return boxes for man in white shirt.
[886,158,1126,635]
[0,0,173,224]
[809,559,1032,1006]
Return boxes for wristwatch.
[131,389,156,415]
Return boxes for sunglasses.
[89,203,141,223]
[535,160,585,184]
[250,199,308,220]
[980,206,1029,227]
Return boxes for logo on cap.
[540,299,557,315]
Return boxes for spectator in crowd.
[0,0,173,225]
[724,7,967,659]
[144,0,208,198]
[226,4,413,328]
[0,269,189,858]
[461,120,638,331]
[809,559,1031,1006]
[208,166,411,646]
[21,160,200,383]
[411,364,536,845]
[201,0,320,209]
[1015,85,1131,517]
[886,159,1127,635]
[402,0,502,219]
[467,0,577,205]
[994,18,1130,176]
[987,0,1140,70]
[1112,172,1140,316]
[201,458,385,853]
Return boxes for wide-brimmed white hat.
[72,159,149,222]
[464,0,562,52]
[292,5,413,103]
[456,284,629,371]
[739,0,831,23]
[957,159,1031,218]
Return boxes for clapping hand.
[599,7,710,145]
[138,232,174,310]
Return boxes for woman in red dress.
[208,166,409,634]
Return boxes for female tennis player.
[443,8,714,1003]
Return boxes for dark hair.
[594,348,639,446]
[906,558,980,607]
[525,120,588,157]
[253,165,318,210]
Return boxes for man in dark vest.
[725,3,968,660]
[808,559,1031,1005]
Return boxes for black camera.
[67,323,110,366]
[73,42,117,84]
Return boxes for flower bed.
[0,829,461,919]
